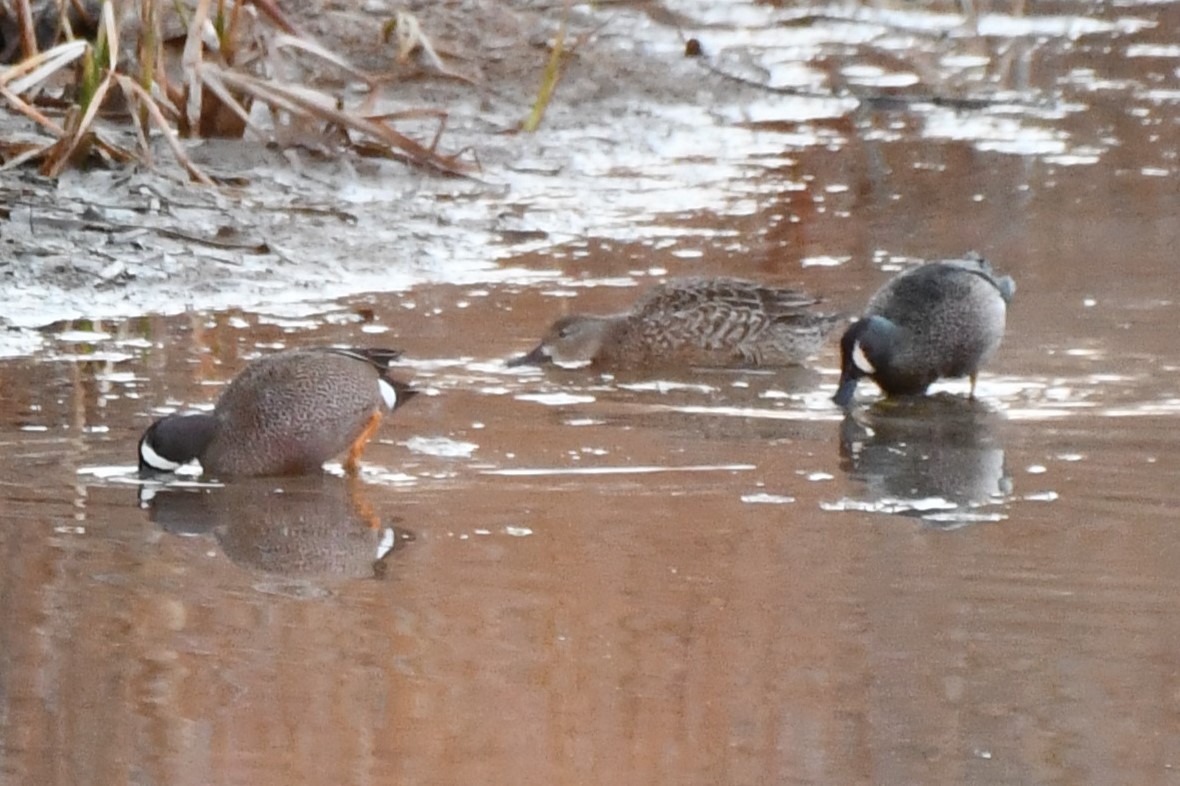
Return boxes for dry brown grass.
[0,0,471,182]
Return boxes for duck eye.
[557,325,572,339]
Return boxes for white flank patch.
[851,342,875,374]
[140,440,183,471]
[378,378,399,409]
[376,528,397,560]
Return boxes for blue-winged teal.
[507,277,842,370]
[833,254,1015,407]
[138,347,417,477]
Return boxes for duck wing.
[315,347,406,370]
[634,278,828,349]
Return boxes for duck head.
[507,315,611,369]
[138,413,218,475]
[833,316,899,408]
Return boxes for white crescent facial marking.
[851,341,875,375]
[378,378,398,410]
[140,439,183,471]
[376,527,397,560]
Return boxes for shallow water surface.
[2,0,1180,784]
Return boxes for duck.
[507,277,841,370]
[833,253,1015,407]
[138,347,417,477]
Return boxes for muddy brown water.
[3,1,1180,784]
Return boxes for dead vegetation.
[0,0,473,183]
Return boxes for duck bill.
[506,344,550,368]
[832,375,860,408]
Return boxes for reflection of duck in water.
[837,396,1012,524]
[142,476,409,580]
[508,278,842,370]
[138,347,418,478]
[834,254,1015,407]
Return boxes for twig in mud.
[383,10,442,71]
[151,228,267,251]
[26,208,272,252]
[522,1,609,132]
[521,6,567,133]
[379,10,480,88]
[15,0,38,63]
[689,45,1041,112]
[116,74,215,185]
[196,64,472,177]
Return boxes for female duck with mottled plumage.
[138,347,417,477]
[833,253,1015,407]
[507,277,843,370]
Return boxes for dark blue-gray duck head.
[138,413,219,475]
[832,316,899,407]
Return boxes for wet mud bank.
[3,0,1174,351]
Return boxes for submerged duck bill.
[832,376,860,408]
[506,344,550,367]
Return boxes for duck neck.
[592,314,633,364]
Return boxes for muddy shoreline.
[0,1,722,336]
[1,0,1173,347]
